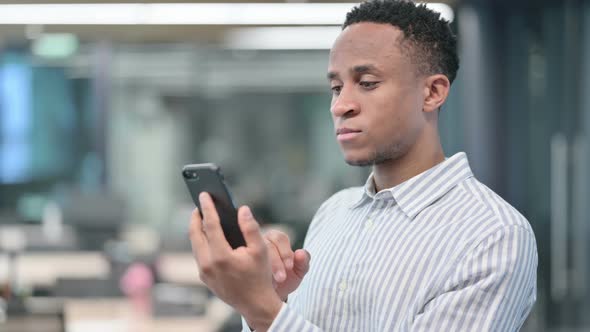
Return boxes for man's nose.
[330,87,360,117]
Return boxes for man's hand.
[189,192,283,332]
[264,230,311,301]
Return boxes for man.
[189,0,538,331]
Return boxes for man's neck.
[372,143,445,192]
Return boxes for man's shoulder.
[310,186,363,223]
[304,186,363,244]
[458,177,533,232]
[440,178,537,270]
[321,186,364,208]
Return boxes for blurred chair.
[151,283,208,317]
[58,190,126,251]
[53,278,122,298]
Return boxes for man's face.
[328,22,427,166]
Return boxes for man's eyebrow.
[353,64,379,74]
[327,64,380,80]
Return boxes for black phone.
[182,163,246,249]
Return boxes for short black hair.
[343,0,459,84]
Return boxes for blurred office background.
[0,0,587,331]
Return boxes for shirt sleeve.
[411,225,538,331]
[241,303,324,332]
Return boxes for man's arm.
[241,303,324,332]
[412,225,538,331]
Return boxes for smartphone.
[182,163,246,249]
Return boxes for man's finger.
[188,207,209,265]
[265,239,287,283]
[265,230,294,270]
[292,249,311,278]
[199,192,231,254]
[237,206,265,253]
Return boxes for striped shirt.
[242,152,538,331]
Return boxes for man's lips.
[336,127,361,135]
[336,127,362,141]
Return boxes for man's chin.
[343,150,394,167]
[344,156,374,167]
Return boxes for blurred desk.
[2,316,62,332]
[0,251,202,288]
[1,252,234,332]
[157,252,203,286]
[64,298,228,332]
[0,252,109,288]
[0,225,78,251]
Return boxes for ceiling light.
[226,27,342,50]
[32,33,78,59]
[0,3,453,25]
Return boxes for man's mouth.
[336,127,362,141]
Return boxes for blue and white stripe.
[243,152,537,332]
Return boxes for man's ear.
[423,74,450,113]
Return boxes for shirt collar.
[349,174,381,209]
[350,152,474,219]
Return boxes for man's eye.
[331,86,342,95]
[359,81,379,88]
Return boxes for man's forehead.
[328,33,405,76]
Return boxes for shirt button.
[339,280,347,291]
[366,219,374,230]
